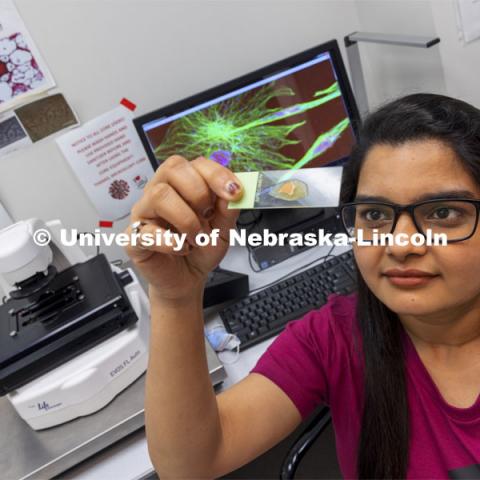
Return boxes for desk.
[12,242,351,480]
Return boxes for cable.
[236,210,263,230]
[248,248,262,273]
[77,231,100,256]
[248,244,337,295]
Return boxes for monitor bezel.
[133,38,361,171]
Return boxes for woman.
[125,93,480,479]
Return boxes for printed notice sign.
[56,104,154,220]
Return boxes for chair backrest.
[279,406,332,480]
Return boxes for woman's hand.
[124,155,243,304]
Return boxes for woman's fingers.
[148,155,243,205]
[188,157,243,242]
[143,154,243,218]
[124,221,192,257]
[210,197,240,242]
[129,155,243,250]
[190,156,243,201]
[151,156,216,219]
[132,182,203,246]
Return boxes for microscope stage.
[0,254,138,395]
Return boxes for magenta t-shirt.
[249,293,480,479]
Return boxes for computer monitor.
[134,39,360,268]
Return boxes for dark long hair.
[339,93,480,478]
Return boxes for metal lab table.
[0,341,225,480]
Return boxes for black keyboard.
[220,250,357,350]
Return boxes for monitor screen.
[134,39,360,174]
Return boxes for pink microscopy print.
[0,32,46,106]
[109,179,130,200]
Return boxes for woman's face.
[353,139,480,325]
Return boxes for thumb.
[210,197,240,241]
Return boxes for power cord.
[77,231,100,256]
[248,248,262,273]
[236,210,263,230]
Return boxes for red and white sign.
[56,103,153,220]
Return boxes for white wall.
[430,0,480,108]
[0,0,361,263]
[353,0,480,111]
[354,0,447,111]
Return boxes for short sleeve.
[249,296,337,421]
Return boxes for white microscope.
[0,218,150,430]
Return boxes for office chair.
[279,406,332,480]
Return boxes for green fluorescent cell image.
[146,58,356,172]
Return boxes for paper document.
[56,104,154,220]
[455,0,480,43]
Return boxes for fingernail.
[226,181,241,195]
[202,206,214,218]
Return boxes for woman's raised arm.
[125,156,302,478]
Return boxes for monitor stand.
[238,207,324,231]
[238,207,343,270]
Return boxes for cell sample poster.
[228,166,343,209]
[0,113,25,147]
[144,57,356,173]
[15,93,78,142]
[0,112,26,146]
[0,94,76,157]
[56,104,154,220]
[0,111,30,156]
[0,0,55,112]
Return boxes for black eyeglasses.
[338,198,480,243]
